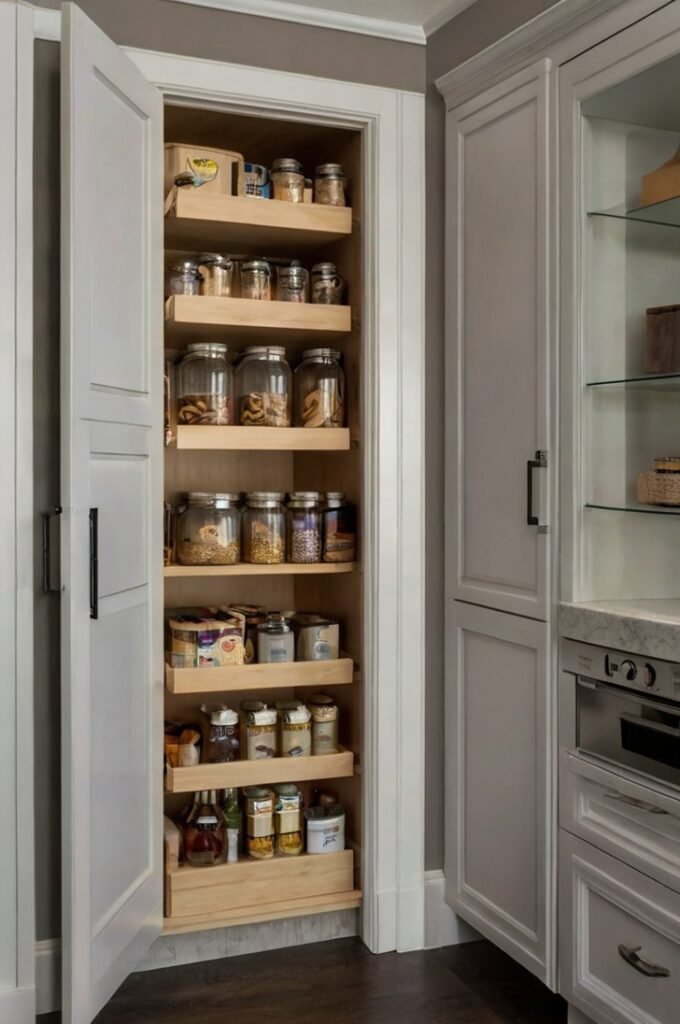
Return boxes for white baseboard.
[35,938,60,1016]
[424,870,480,949]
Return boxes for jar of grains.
[277,261,309,303]
[314,163,346,206]
[270,158,305,202]
[278,702,312,757]
[311,262,346,305]
[294,348,345,428]
[236,346,291,427]
[308,693,340,754]
[240,259,272,301]
[166,257,201,297]
[243,492,286,564]
[287,492,322,563]
[177,342,233,425]
[242,703,278,760]
[177,493,241,565]
[197,253,234,297]
[244,786,275,859]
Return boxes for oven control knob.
[620,660,637,681]
[643,663,656,688]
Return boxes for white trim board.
[33,6,61,41]
[424,871,480,949]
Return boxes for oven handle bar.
[576,677,680,716]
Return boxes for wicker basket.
[637,470,680,506]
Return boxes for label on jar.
[246,725,277,759]
[312,720,339,754]
[281,722,311,758]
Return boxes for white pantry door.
[61,4,163,1022]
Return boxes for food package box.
[164,143,245,197]
[288,613,340,661]
[167,608,246,667]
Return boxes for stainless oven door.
[577,677,680,789]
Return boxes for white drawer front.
[560,750,680,893]
[560,833,680,1024]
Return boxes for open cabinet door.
[61,4,163,1021]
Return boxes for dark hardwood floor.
[41,937,568,1023]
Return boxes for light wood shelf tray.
[164,562,356,579]
[165,657,355,694]
[174,425,350,450]
[165,295,352,341]
[165,191,353,250]
[165,747,355,792]
[164,888,362,934]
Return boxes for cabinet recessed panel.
[91,453,148,597]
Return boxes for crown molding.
[423,0,479,37]
[165,0,427,44]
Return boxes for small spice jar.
[198,253,234,297]
[270,158,305,202]
[277,261,309,303]
[308,693,340,754]
[200,704,240,763]
[166,257,201,297]
[236,346,292,427]
[244,786,275,860]
[177,492,241,565]
[314,163,346,207]
[242,702,279,759]
[241,259,272,301]
[243,492,286,564]
[287,492,322,563]
[278,702,312,757]
[311,262,346,305]
[177,342,233,425]
[274,784,303,856]
[257,613,295,663]
[294,349,345,428]
[322,492,356,563]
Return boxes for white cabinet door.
[445,601,554,984]
[60,5,163,1022]
[445,60,552,621]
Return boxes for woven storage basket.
[637,470,680,506]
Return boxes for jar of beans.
[177,342,233,425]
[311,262,346,305]
[314,163,346,207]
[236,346,292,427]
[176,493,241,566]
[243,492,286,564]
[287,491,322,563]
[270,158,305,202]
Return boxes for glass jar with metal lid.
[277,702,312,757]
[311,262,346,305]
[176,492,241,565]
[270,158,305,202]
[197,253,234,297]
[236,346,292,427]
[243,492,286,564]
[243,785,275,859]
[242,703,279,760]
[287,491,322,563]
[307,693,340,754]
[240,259,272,301]
[294,349,345,428]
[314,163,346,207]
[177,342,233,425]
[322,492,356,563]
[166,257,201,297]
[274,784,303,856]
[277,261,309,303]
[257,613,295,663]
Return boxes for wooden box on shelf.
[165,748,355,792]
[645,304,680,374]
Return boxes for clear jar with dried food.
[308,693,340,754]
[240,259,272,301]
[166,257,201,297]
[278,702,312,758]
[243,492,286,564]
[176,493,241,565]
[257,613,295,663]
[177,342,233,425]
[294,349,345,428]
[244,786,275,860]
[236,346,291,427]
[277,261,309,303]
[287,492,322,563]
[270,158,305,202]
[311,262,346,305]
[322,492,356,563]
[314,163,346,207]
[200,704,240,763]
[242,703,279,760]
[274,784,303,856]
[197,253,234,297]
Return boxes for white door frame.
[125,48,426,955]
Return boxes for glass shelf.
[586,502,680,516]
[588,195,680,229]
[586,372,680,390]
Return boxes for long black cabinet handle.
[526,450,548,529]
[41,505,62,594]
[89,508,99,620]
[618,944,670,978]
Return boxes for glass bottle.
[294,349,345,428]
[236,346,291,427]
[270,158,305,202]
[166,257,201,297]
[287,492,322,563]
[176,492,241,565]
[197,253,234,297]
[311,262,346,305]
[177,342,233,425]
[184,790,225,866]
[314,163,346,207]
[322,492,356,563]
[240,259,272,301]
[222,788,242,864]
[243,492,286,564]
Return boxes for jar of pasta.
[243,492,286,564]
[274,784,303,856]
[198,253,234,297]
[314,163,346,206]
[270,158,305,202]
[308,693,340,754]
[236,347,291,427]
[278,702,312,758]
[287,492,322,563]
[177,342,233,425]
[176,492,241,565]
[311,263,346,305]
[294,349,345,428]
[241,259,272,301]
[244,786,275,860]
[242,702,278,759]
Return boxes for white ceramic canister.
[305,807,345,854]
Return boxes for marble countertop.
[560,599,680,662]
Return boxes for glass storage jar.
[270,158,305,202]
[277,261,309,303]
[166,257,201,297]
[278,702,312,757]
[287,492,322,563]
[183,790,226,867]
[198,253,234,297]
[200,704,240,763]
[314,163,346,207]
[176,492,241,565]
[322,492,356,563]
[177,342,233,425]
[240,259,272,301]
[308,693,340,754]
[257,613,295,663]
[294,348,345,428]
[236,346,292,427]
[244,786,275,859]
[243,492,286,564]
[274,784,303,856]
[311,262,346,305]
[242,703,279,760]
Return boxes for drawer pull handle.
[604,792,668,815]
[618,945,671,978]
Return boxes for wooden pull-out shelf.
[174,425,350,450]
[164,562,356,578]
[163,888,363,935]
[165,295,351,340]
[166,657,355,694]
[165,191,352,250]
[165,747,355,792]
